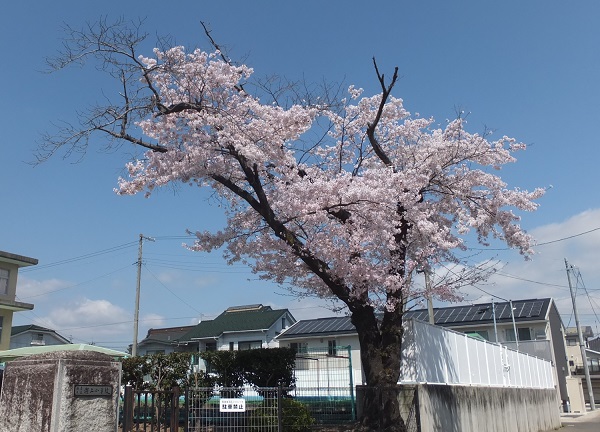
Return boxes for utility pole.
[509,300,519,351]
[132,234,154,357]
[424,270,435,324]
[565,258,595,410]
[492,298,498,343]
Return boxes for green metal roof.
[179,305,289,342]
[0,344,128,362]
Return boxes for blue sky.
[1,1,600,351]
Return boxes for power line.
[536,227,600,246]
[143,264,202,315]
[467,226,600,252]
[491,271,570,290]
[18,265,132,300]
[21,241,138,272]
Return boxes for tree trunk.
[351,306,407,432]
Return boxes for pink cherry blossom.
[117,47,543,311]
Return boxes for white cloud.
[15,276,72,300]
[192,275,219,288]
[37,298,131,345]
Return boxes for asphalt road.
[560,408,600,431]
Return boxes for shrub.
[248,398,314,432]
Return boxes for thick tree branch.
[366,58,399,168]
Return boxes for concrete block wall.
[356,384,561,432]
[418,384,561,432]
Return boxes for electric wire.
[577,270,600,327]
[18,265,132,300]
[142,263,203,315]
[467,226,600,251]
[21,241,138,272]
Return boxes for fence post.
[347,345,356,421]
[184,387,189,432]
[277,383,283,432]
[171,387,180,431]
[122,385,134,432]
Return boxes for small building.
[10,324,70,349]
[404,298,569,406]
[275,315,363,388]
[278,298,569,405]
[178,304,295,352]
[589,336,600,352]
[565,326,600,375]
[277,315,555,400]
[0,250,37,351]
[134,304,296,356]
[136,325,196,356]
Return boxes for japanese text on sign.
[73,385,113,397]
[219,398,246,412]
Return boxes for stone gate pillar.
[0,350,121,432]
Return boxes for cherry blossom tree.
[42,20,544,431]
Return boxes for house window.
[281,317,286,329]
[328,340,337,356]
[469,330,489,341]
[229,342,234,351]
[290,342,308,354]
[0,269,9,295]
[31,333,45,346]
[505,327,532,342]
[147,350,165,355]
[518,327,532,341]
[292,343,310,370]
[205,342,217,352]
[238,340,262,351]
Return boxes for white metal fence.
[400,319,555,389]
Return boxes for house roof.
[0,251,38,267]
[138,325,196,346]
[276,316,355,340]
[565,326,594,339]
[277,298,555,340]
[404,298,553,327]
[11,324,70,343]
[179,304,291,342]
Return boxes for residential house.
[0,250,37,351]
[275,315,364,389]
[134,304,296,356]
[565,326,600,374]
[10,324,70,349]
[277,314,556,399]
[136,325,196,356]
[178,304,295,353]
[404,298,569,405]
[278,298,569,405]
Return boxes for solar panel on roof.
[411,311,428,322]
[438,309,453,323]
[459,307,472,321]
[521,302,534,317]
[495,304,510,320]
